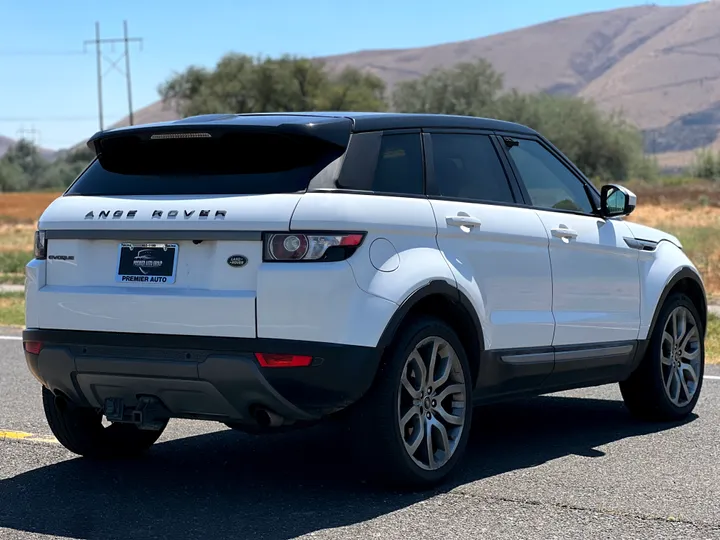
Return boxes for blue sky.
[0,0,702,149]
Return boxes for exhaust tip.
[252,407,284,428]
[255,409,271,427]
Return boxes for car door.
[499,135,641,352]
[424,130,556,397]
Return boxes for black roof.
[91,111,537,143]
[231,112,537,135]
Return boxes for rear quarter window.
[371,133,424,195]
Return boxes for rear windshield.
[65,132,345,196]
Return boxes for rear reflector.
[254,353,313,368]
[23,341,43,355]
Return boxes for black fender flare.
[647,267,707,339]
[375,280,485,354]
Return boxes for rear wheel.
[350,316,473,489]
[620,293,705,421]
[42,387,167,458]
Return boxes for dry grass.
[628,204,720,296]
[0,194,57,279]
[0,292,24,327]
[0,224,36,252]
[0,192,60,224]
[628,204,720,229]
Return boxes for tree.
[35,147,96,190]
[158,53,387,117]
[0,160,27,192]
[2,139,47,189]
[494,91,649,181]
[392,58,503,117]
[393,59,648,181]
[691,148,720,181]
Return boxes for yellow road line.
[0,430,58,444]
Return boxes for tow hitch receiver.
[104,397,124,422]
[103,396,170,431]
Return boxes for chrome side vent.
[624,237,658,252]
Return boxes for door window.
[430,133,515,204]
[506,140,593,214]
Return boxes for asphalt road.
[1,333,720,540]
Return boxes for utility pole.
[84,21,143,132]
[16,126,40,145]
[123,21,135,126]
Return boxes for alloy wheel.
[397,336,467,471]
[661,306,702,407]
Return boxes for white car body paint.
[532,210,641,346]
[430,200,554,351]
[25,187,706,351]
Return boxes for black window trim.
[422,128,526,208]
[494,131,604,219]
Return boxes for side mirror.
[600,184,636,218]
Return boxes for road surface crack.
[448,489,720,531]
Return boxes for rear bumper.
[22,329,382,425]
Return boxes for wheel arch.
[648,267,707,339]
[376,280,484,386]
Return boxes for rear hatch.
[33,115,351,337]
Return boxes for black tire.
[620,292,705,421]
[42,387,167,458]
[348,315,474,489]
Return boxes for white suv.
[23,112,707,488]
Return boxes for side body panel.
[635,240,703,340]
[430,201,554,351]
[287,192,455,346]
[533,210,641,346]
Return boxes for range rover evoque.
[23,112,707,488]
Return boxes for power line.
[0,50,85,57]
[0,116,125,122]
[83,21,143,131]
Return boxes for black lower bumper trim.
[22,329,381,424]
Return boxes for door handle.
[446,215,482,228]
[551,226,579,240]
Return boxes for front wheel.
[42,387,167,458]
[349,316,473,489]
[620,293,705,421]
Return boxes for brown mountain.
[98,2,720,169]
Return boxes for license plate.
[116,243,178,284]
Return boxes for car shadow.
[0,394,696,540]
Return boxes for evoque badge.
[227,255,248,268]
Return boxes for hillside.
[38,2,720,169]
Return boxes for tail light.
[255,353,313,368]
[263,232,365,262]
[34,230,47,260]
[23,341,43,355]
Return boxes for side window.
[506,140,593,214]
[371,133,424,195]
[430,133,515,204]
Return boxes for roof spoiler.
[86,115,353,156]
